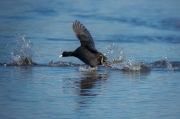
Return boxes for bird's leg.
[100,55,104,65]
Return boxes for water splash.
[78,65,98,72]
[11,35,41,65]
[150,55,175,71]
[111,58,150,71]
[104,43,125,63]
[111,59,140,71]
[162,55,173,71]
[100,43,150,71]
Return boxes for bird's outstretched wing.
[72,20,98,53]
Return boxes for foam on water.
[78,65,98,72]
[48,60,78,67]
[10,35,41,65]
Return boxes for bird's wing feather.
[72,20,98,53]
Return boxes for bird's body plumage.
[73,47,105,67]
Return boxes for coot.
[59,20,107,67]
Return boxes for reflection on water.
[121,69,150,83]
[76,72,108,96]
[72,72,108,114]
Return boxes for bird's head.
[59,51,73,58]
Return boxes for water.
[0,0,180,118]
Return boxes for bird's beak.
[59,54,63,58]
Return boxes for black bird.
[59,20,107,67]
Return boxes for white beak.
[59,54,62,58]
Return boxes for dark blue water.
[0,0,180,119]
